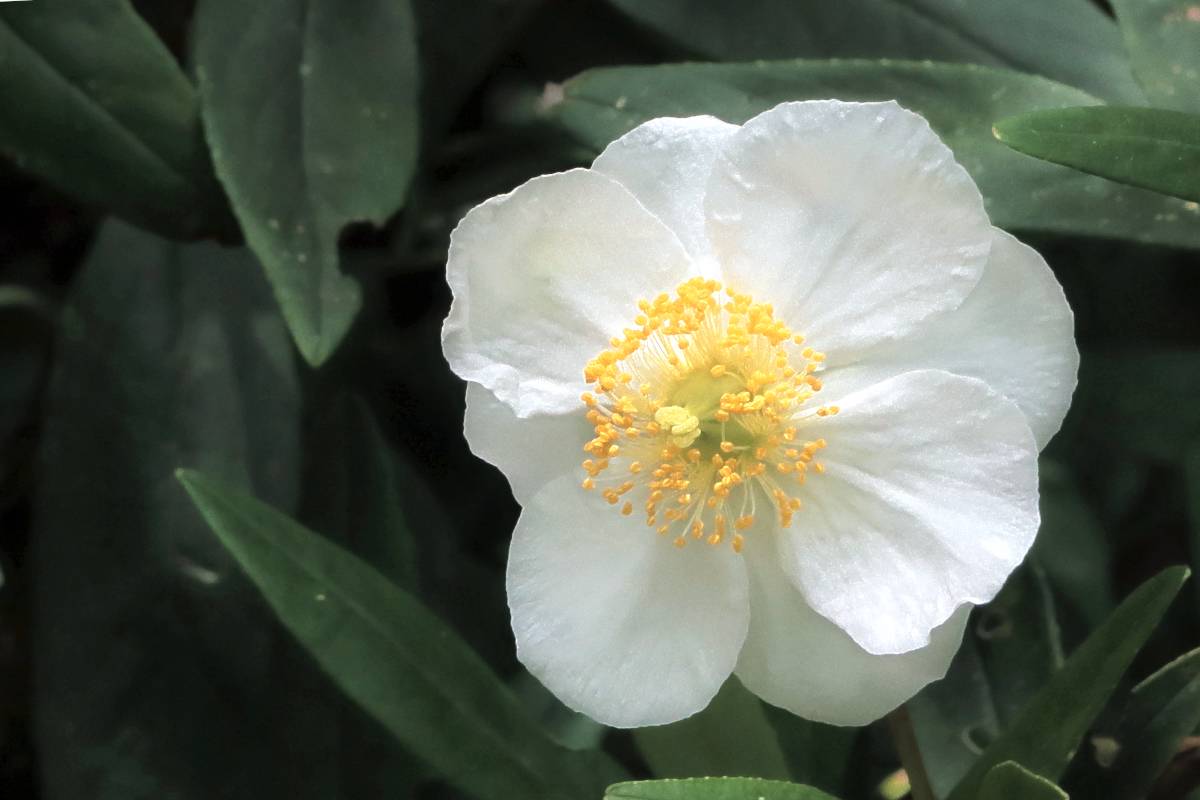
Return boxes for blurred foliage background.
[2,1,1200,799]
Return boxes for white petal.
[705,100,991,359]
[508,475,750,727]
[736,538,970,726]
[782,370,1039,655]
[817,229,1078,449]
[443,168,693,416]
[593,115,738,271]
[464,381,590,504]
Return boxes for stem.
[887,705,937,800]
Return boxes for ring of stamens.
[580,277,837,553]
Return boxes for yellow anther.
[578,277,830,553]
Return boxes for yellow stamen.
[578,277,834,554]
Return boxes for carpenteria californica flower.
[442,100,1077,728]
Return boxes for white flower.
[442,101,1078,728]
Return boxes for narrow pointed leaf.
[909,564,1063,796]
[633,678,790,780]
[193,0,420,365]
[978,762,1067,800]
[1111,0,1200,110]
[947,566,1190,800]
[176,470,624,800]
[1068,647,1200,800]
[0,0,225,238]
[550,60,1200,250]
[606,0,1142,102]
[993,106,1200,202]
[605,777,840,800]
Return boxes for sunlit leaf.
[550,59,1200,250]
[193,0,420,365]
[177,470,625,800]
[993,106,1200,202]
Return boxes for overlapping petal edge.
[443,100,1078,727]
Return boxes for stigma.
[580,277,837,553]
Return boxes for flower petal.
[443,168,693,416]
[705,100,991,359]
[782,369,1039,655]
[736,537,970,726]
[817,229,1078,449]
[508,475,750,727]
[593,115,738,271]
[464,381,589,504]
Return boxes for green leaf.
[1070,349,1200,465]
[30,221,339,799]
[176,469,625,800]
[947,566,1190,800]
[605,777,840,800]
[0,287,52,505]
[909,565,1063,796]
[761,707,857,794]
[0,0,226,238]
[413,0,544,131]
[1112,0,1200,111]
[633,678,790,780]
[993,105,1200,203]
[193,0,420,365]
[1034,463,1114,629]
[606,0,1142,103]
[978,762,1067,800]
[301,392,419,592]
[1068,647,1200,800]
[549,59,1200,250]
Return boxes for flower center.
[580,277,838,553]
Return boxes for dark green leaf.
[413,0,544,131]
[909,564,1063,796]
[1034,463,1114,629]
[549,60,1200,250]
[761,706,857,794]
[633,677,790,780]
[1068,647,1200,800]
[30,222,333,799]
[1112,0,1200,111]
[993,105,1200,202]
[606,0,1142,102]
[605,777,839,800]
[0,287,52,505]
[194,0,420,365]
[977,762,1067,800]
[0,0,226,238]
[301,393,419,592]
[1071,349,1200,465]
[947,566,1190,800]
[176,469,625,800]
